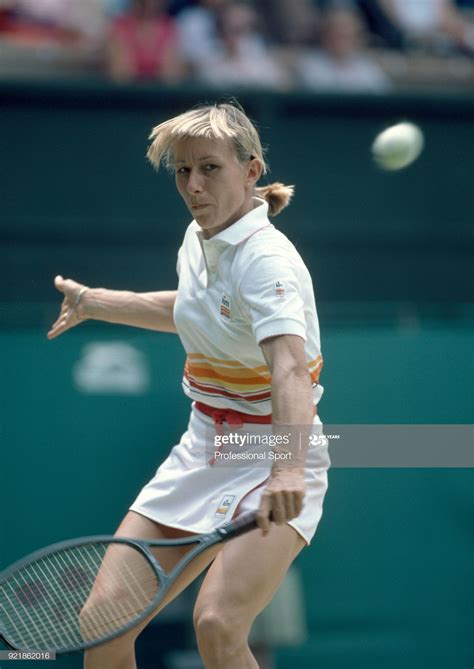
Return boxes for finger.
[47,322,67,340]
[47,310,77,340]
[293,490,305,517]
[256,492,272,534]
[49,306,69,332]
[283,490,297,520]
[47,317,64,336]
[54,275,64,292]
[271,491,286,524]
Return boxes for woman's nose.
[187,169,204,193]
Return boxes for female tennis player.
[48,102,329,669]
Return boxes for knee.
[193,605,249,656]
[194,607,231,642]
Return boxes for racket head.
[0,537,165,654]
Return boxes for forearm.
[271,367,314,470]
[81,289,178,333]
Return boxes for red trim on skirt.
[194,401,272,427]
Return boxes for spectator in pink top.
[105,0,185,82]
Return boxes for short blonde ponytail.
[255,183,294,216]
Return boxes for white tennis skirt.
[130,404,330,545]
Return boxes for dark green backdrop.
[0,82,473,669]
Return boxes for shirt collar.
[195,197,271,247]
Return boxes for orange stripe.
[187,352,322,372]
[186,371,270,390]
[308,354,323,370]
[185,354,323,390]
[185,375,270,398]
[187,353,268,372]
[186,368,322,390]
[184,373,272,402]
[186,360,271,383]
[310,361,323,383]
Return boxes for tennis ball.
[372,122,424,171]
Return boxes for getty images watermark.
[206,424,331,469]
[204,424,474,468]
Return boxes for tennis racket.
[0,510,270,655]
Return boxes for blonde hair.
[147,102,294,216]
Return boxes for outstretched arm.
[47,275,177,340]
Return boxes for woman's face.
[173,136,261,239]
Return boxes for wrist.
[271,465,305,477]
[76,287,96,320]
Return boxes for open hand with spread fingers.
[47,275,89,340]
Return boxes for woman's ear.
[247,158,263,186]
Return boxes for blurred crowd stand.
[364,0,474,55]
[0,0,108,76]
[294,6,392,92]
[0,0,472,90]
[184,1,290,88]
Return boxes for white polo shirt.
[173,197,323,415]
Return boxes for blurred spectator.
[369,0,474,54]
[105,0,185,82]
[191,2,289,89]
[296,6,392,92]
[255,0,318,45]
[175,0,227,73]
[0,0,107,45]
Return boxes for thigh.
[83,511,221,648]
[114,510,195,570]
[113,511,222,611]
[194,523,305,626]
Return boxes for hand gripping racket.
[0,511,269,655]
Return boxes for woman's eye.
[203,164,218,171]
[176,167,189,174]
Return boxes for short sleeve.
[238,255,307,344]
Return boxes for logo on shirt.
[214,495,235,517]
[220,293,231,319]
[275,281,285,297]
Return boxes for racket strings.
[0,542,160,651]
[2,558,83,648]
[79,545,159,637]
[1,545,159,647]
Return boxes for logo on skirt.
[275,281,285,296]
[214,495,235,517]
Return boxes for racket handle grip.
[217,511,274,541]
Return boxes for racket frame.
[0,512,259,654]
